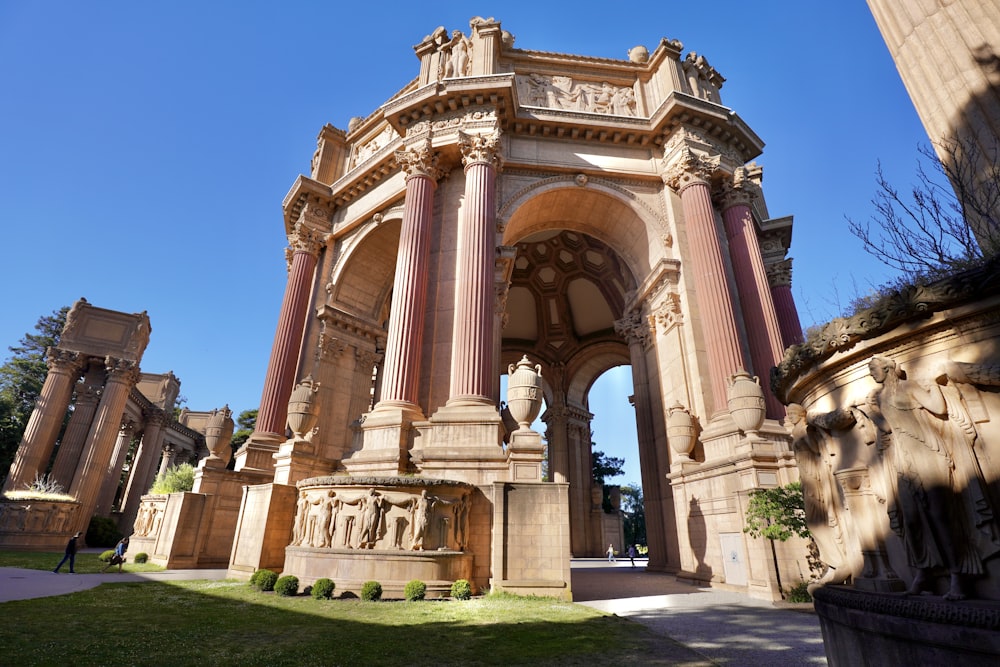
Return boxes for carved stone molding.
[394,139,444,182]
[651,292,684,333]
[662,147,721,192]
[458,130,503,171]
[317,331,350,362]
[766,259,793,288]
[406,107,498,140]
[614,310,652,348]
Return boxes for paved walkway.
[1,557,828,665]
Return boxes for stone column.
[664,149,748,413]
[157,443,178,479]
[2,348,82,493]
[49,360,104,489]
[236,222,324,474]
[615,311,670,571]
[118,409,167,531]
[69,356,139,528]
[95,419,136,515]
[375,139,442,410]
[448,130,502,406]
[542,405,570,484]
[766,260,804,347]
[566,407,593,557]
[718,171,786,418]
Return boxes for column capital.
[715,166,758,210]
[458,130,503,172]
[45,347,82,375]
[104,356,140,385]
[394,138,444,182]
[661,147,720,192]
[651,292,684,334]
[766,258,794,288]
[143,407,169,427]
[614,309,653,348]
[288,221,326,257]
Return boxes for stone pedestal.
[227,483,298,578]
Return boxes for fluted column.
[118,409,167,531]
[449,130,502,405]
[236,222,324,474]
[718,170,785,418]
[95,419,136,515]
[376,139,442,409]
[766,260,804,347]
[664,149,747,413]
[565,407,593,556]
[542,405,570,483]
[615,311,670,571]
[49,360,104,489]
[2,348,82,493]
[69,356,139,529]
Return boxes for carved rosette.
[458,130,503,171]
[394,139,444,182]
[662,147,720,193]
[299,201,332,229]
[766,259,793,288]
[614,310,652,348]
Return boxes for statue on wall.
[410,489,435,551]
[866,355,1000,599]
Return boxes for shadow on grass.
[0,580,709,666]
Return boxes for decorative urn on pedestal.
[203,405,235,468]
[726,370,765,440]
[666,401,696,462]
[507,356,543,431]
[287,375,321,441]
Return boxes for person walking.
[53,532,82,573]
[607,543,616,562]
[628,544,638,568]
[101,536,129,573]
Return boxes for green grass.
[0,579,665,666]
[0,550,164,574]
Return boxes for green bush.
[99,550,116,563]
[251,569,278,592]
[311,578,335,600]
[86,515,123,548]
[274,575,299,597]
[149,463,195,494]
[133,552,149,564]
[785,581,813,603]
[451,579,472,600]
[404,579,427,602]
[360,580,382,602]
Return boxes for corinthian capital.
[458,130,503,171]
[662,147,720,192]
[289,222,326,257]
[614,310,652,347]
[45,347,82,375]
[104,356,140,385]
[715,166,757,210]
[394,139,444,181]
[766,259,793,288]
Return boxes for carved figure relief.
[352,125,400,168]
[517,74,638,116]
[436,29,472,80]
[682,52,724,103]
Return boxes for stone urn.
[507,356,543,430]
[727,370,765,439]
[287,375,321,440]
[203,405,235,466]
[666,401,696,462]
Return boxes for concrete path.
[2,557,828,665]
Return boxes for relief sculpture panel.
[517,74,638,116]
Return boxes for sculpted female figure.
[867,355,998,599]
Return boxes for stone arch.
[326,213,402,322]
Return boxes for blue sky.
[0,2,926,487]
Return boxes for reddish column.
[118,409,167,531]
[449,131,502,405]
[664,150,747,413]
[49,361,103,489]
[719,175,786,418]
[1,348,81,493]
[95,419,135,515]
[767,260,804,347]
[252,224,324,440]
[69,357,139,530]
[376,141,442,408]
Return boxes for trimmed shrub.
[99,550,116,563]
[133,552,149,564]
[785,581,813,603]
[311,578,335,600]
[451,579,472,600]
[404,579,426,602]
[252,569,278,592]
[149,463,195,494]
[360,580,382,602]
[86,515,123,548]
[275,575,299,597]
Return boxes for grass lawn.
[1,553,671,666]
[0,550,164,574]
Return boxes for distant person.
[607,543,616,562]
[628,544,638,567]
[53,532,82,573]
[102,536,129,573]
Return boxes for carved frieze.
[406,107,497,140]
[351,125,400,168]
[517,73,639,117]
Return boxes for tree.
[591,448,624,485]
[620,483,646,548]
[0,306,69,483]
[743,482,809,598]
[227,409,257,470]
[848,138,1000,280]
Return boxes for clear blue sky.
[0,2,926,487]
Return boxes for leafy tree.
[743,481,809,542]
[620,483,646,548]
[0,307,69,483]
[149,463,195,494]
[848,138,1000,280]
[591,448,624,485]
